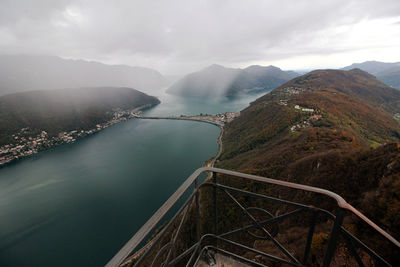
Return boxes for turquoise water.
[0,93,261,266]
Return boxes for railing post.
[213,172,218,234]
[323,208,344,267]
[195,177,200,242]
[303,209,318,264]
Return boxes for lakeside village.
[277,86,323,131]
[179,112,241,126]
[0,109,144,167]
[0,110,241,167]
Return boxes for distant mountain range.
[342,61,400,89]
[0,87,160,145]
[166,64,299,97]
[0,55,167,96]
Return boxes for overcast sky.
[1,0,400,74]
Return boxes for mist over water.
[147,91,262,116]
[0,93,261,266]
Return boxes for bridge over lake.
[134,115,224,127]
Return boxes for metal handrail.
[106,167,400,266]
[207,167,400,248]
[106,167,204,267]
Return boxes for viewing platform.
[106,167,400,267]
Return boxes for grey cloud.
[1,0,400,74]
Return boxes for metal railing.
[106,167,400,267]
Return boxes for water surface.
[0,92,261,266]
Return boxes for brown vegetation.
[213,69,400,265]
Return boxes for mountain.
[219,69,400,165]
[166,64,299,97]
[342,61,400,89]
[0,87,160,145]
[376,67,400,89]
[0,55,167,96]
[342,61,400,74]
[211,69,400,264]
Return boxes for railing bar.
[165,243,197,266]
[164,203,191,265]
[344,204,400,248]
[208,182,313,209]
[214,235,300,266]
[201,183,338,221]
[303,209,318,264]
[150,242,171,267]
[133,193,195,267]
[213,172,218,234]
[341,230,365,267]
[186,234,222,267]
[202,182,338,222]
[184,233,297,266]
[204,167,400,248]
[132,221,169,267]
[193,246,210,267]
[204,167,348,205]
[195,177,200,242]
[107,168,206,267]
[108,167,400,266]
[219,208,307,239]
[341,228,391,266]
[201,246,271,267]
[322,208,344,267]
[224,189,301,264]
[185,237,204,267]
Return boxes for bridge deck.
[135,116,224,127]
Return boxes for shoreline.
[0,104,156,169]
[134,115,227,167]
[0,110,232,170]
[210,125,223,167]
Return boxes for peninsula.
[134,111,240,127]
[0,87,160,167]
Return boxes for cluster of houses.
[275,86,313,99]
[192,112,240,125]
[294,105,315,113]
[0,109,143,167]
[394,113,400,122]
[277,86,310,106]
[290,105,322,132]
[281,86,306,95]
[272,85,325,132]
[215,112,241,124]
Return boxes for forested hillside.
[212,69,400,265]
[0,87,160,145]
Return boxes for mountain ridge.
[342,60,400,89]
[166,64,299,97]
[0,55,167,96]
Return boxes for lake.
[0,92,261,266]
